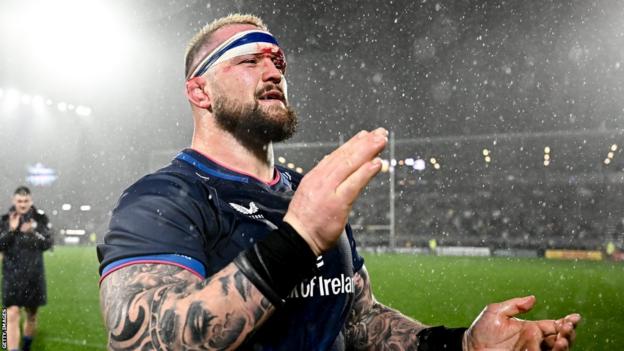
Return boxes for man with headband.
[98,14,579,350]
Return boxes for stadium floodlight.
[604,158,611,165]
[80,205,92,211]
[611,144,618,152]
[32,95,45,114]
[287,163,295,169]
[76,106,92,117]
[485,156,491,163]
[544,146,551,154]
[413,159,426,171]
[278,156,286,164]
[433,163,441,170]
[381,160,390,173]
[61,203,72,211]
[482,148,490,156]
[405,158,415,166]
[295,167,303,173]
[5,0,132,87]
[430,157,437,164]
[544,154,550,161]
[21,94,31,105]
[3,89,20,112]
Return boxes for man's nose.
[261,58,282,84]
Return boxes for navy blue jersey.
[97,148,364,351]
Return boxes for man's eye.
[241,58,257,64]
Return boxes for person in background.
[0,186,53,351]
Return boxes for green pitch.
[6,247,621,350]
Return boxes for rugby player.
[98,14,579,350]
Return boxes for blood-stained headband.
[187,30,286,80]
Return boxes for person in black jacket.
[0,186,53,351]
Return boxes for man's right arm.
[99,262,274,350]
[0,219,15,250]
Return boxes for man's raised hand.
[284,128,388,255]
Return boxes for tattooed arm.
[344,265,430,350]
[99,262,274,350]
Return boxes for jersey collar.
[176,148,281,186]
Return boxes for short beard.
[213,95,297,147]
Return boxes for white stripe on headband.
[187,30,283,79]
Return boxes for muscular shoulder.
[115,167,217,215]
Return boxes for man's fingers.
[336,158,383,201]
[553,337,570,351]
[563,313,581,327]
[556,321,577,345]
[322,128,387,184]
[491,295,536,318]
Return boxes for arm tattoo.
[99,263,274,350]
[344,266,428,351]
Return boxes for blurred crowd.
[353,181,624,251]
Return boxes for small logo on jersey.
[194,172,211,181]
[229,202,278,229]
[229,201,259,215]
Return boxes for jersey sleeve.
[345,223,364,273]
[97,172,219,282]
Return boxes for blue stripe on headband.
[191,31,280,78]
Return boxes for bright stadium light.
[278,156,286,164]
[604,158,611,165]
[544,146,551,154]
[76,105,92,117]
[2,89,20,112]
[80,205,92,211]
[482,148,490,156]
[295,167,303,173]
[608,152,614,159]
[3,0,133,86]
[20,94,31,105]
[611,144,618,152]
[287,163,295,169]
[62,204,72,211]
[413,159,426,171]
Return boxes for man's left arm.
[344,265,580,351]
[344,265,444,350]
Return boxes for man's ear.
[185,77,212,109]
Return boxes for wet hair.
[13,186,31,196]
[184,13,268,78]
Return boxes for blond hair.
[184,14,268,78]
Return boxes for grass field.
[5,247,621,350]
